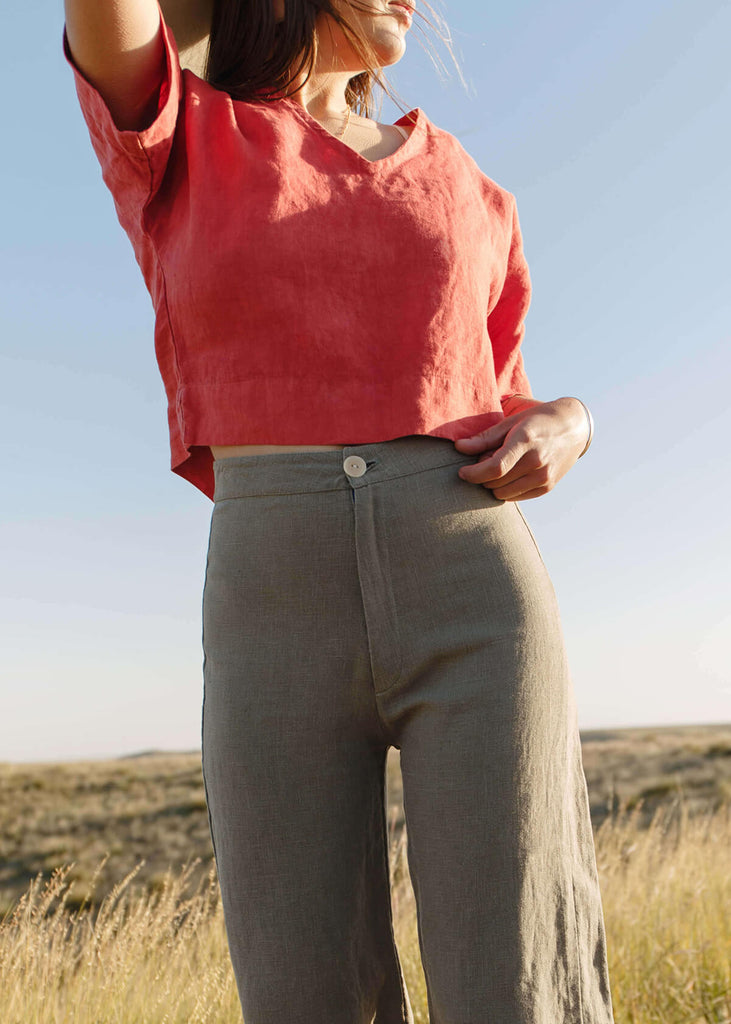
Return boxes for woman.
[62,1,615,1021]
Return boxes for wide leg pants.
[200,434,615,1024]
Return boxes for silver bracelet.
[569,397,594,457]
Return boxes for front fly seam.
[350,479,404,696]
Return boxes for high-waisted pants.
[200,434,615,1024]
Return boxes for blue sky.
[2,0,729,762]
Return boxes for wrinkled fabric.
[201,435,615,1023]
[63,2,533,500]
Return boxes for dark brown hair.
[203,0,462,120]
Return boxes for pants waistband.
[211,434,475,500]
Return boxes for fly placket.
[343,455,404,695]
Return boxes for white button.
[343,455,367,477]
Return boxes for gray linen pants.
[201,434,614,1024]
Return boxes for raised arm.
[63,0,167,131]
[63,0,212,131]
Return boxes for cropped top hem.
[171,375,515,500]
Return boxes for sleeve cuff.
[62,3,182,194]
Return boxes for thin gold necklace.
[334,105,352,139]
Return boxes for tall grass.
[597,799,731,1024]
[1,799,729,1024]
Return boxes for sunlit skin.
[454,396,590,502]
[215,0,592,497]
[276,0,411,129]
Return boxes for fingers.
[504,486,549,501]
[454,400,580,502]
[453,418,513,453]
[458,446,550,500]
[489,474,550,501]
[457,438,532,486]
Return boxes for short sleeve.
[62,3,183,223]
[488,193,534,404]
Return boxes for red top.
[63,4,533,500]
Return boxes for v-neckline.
[281,98,425,173]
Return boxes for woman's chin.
[372,38,407,66]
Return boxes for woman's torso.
[211,123,411,461]
[211,444,347,458]
[159,2,414,463]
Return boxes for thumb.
[454,419,511,449]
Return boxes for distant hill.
[1,722,729,916]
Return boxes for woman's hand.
[454,397,590,501]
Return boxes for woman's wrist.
[554,396,593,457]
[501,393,594,458]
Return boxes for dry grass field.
[1,722,730,1022]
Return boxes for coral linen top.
[63,5,533,501]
